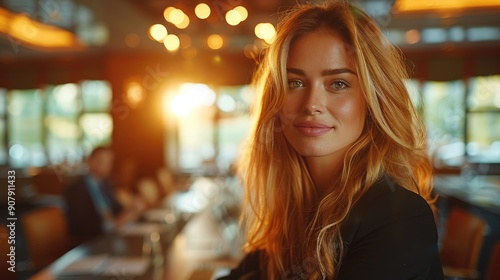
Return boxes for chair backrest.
[440,208,486,271]
[22,207,71,269]
[32,171,66,195]
[486,242,500,280]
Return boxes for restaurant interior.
[0,0,499,279]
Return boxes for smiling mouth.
[295,123,333,136]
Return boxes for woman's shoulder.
[342,177,435,239]
[339,177,443,279]
[357,177,431,215]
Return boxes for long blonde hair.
[238,1,435,279]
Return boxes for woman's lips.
[294,121,333,136]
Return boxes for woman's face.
[280,30,366,165]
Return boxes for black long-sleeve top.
[219,177,444,279]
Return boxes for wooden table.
[434,175,500,215]
[29,177,245,280]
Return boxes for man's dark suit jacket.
[64,175,123,242]
[219,177,444,280]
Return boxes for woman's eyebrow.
[286,67,357,76]
[286,68,305,76]
[321,68,357,76]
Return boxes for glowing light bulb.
[149,24,167,42]
[195,3,211,19]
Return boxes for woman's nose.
[303,86,325,115]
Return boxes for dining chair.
[485,242,500,280]
[439,207,486,279]
[21,206,72,270]
[0,225,16,280]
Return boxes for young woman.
[222,1,444,279]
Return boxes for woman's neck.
[306,155,343,192]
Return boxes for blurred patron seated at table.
[63,146,142,244]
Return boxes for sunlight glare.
[168,83,216,117]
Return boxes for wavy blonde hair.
[238,1,435,279]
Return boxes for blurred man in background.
[64,146,135,244]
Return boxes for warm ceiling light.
[195,3,211,19]
[255,23,276,43]
[149,24,167,42]
[225,10,241,26]
[234,6,248,22]
[0,7,84,51]
[394,0,500,13]
[168,8,185,25]
[163,34,180,52]
[207,34,223,50]
[163,7,176,22]
[176,15,190,29]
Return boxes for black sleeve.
[64,178,102,237]
[217,250,262,280]
[337,189,444,280]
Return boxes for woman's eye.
[288,80,304,89]
[330,80,348,91]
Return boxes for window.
[467,75,500,163]
[422,80,465,167]
[45,83,81,164]
[409,75,500,168]
[8,89,45,167]
[79,80,113,153]
[0,89,7,164]
[6,80,112,168]
[165,83,253,174]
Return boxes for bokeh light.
[233,6,248,21]
[163,34,180,52]
[168,8,185,25]
[163,7,176,22]
[148,24,167,42]
[176,15,190,29]
[255,22,276,44]
[207,34,223,50]
[225,10,241,26]
[195,3,211,19]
